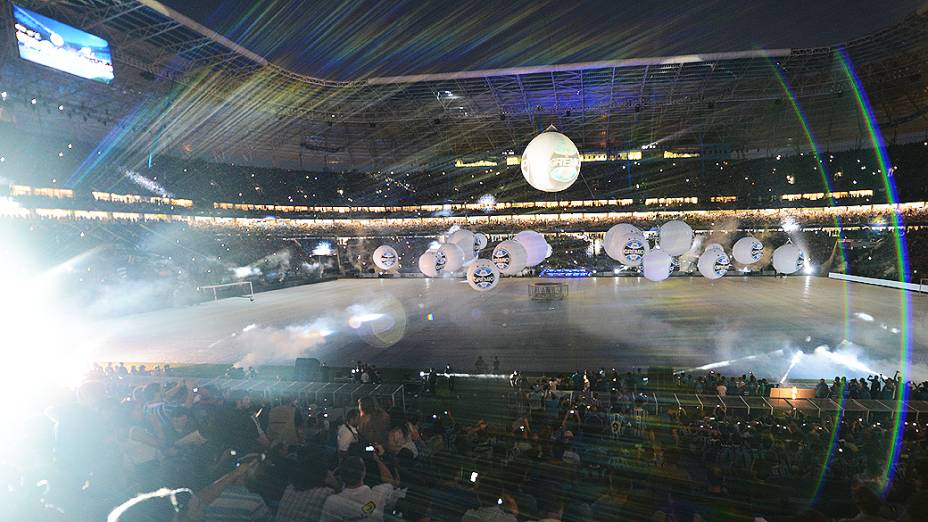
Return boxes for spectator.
[387,409,418,458]
[211,391,270,454]
[266,400,302,447]
[337,409,362,460]
[358,397,391,446]
[320,453,399,521]
[461,482,517,522]
[275,453,336,522]
[815,379,830,398]
[428,453,479,522]
[200,459,272,521]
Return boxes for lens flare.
[837,48,912,493]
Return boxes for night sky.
[161,0,924,79]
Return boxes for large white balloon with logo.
[606,229,649,267]
[772,244,804,274]
[698,249,730,280]
[604,224,640,261]
[492,240,528,275]
[418,251,444,277]
[642,249,673,282]
[437,242,465,272]
[371,245,399,271]
[521,130,581,192]
[604,224,640,253]
[466,259,501,291]
[658,220,694,256]
[514,230,548,267]
[732,236,765,265]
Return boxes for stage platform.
[90,276,928,379]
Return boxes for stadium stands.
[2,363,924,521]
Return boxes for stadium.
[1,0,928,520]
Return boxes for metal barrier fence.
[637,392,928,422]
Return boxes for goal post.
[199,281,255,302]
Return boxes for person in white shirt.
[320,450,399,522]
[337,409,361,460]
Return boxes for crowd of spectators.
[6,130,928,211]
[511,368,928,402]
[4,363,927,521]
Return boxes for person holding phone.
[320,447,400,521]
[461,481,517,522]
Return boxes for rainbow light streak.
[768,60,853,502]
[66,103,147,188]
[837,48,912,493]
[65,92,178,189]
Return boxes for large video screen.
[12,4,114,84]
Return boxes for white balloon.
[772,244,804,274]
[474,233,488,252]
[607,231,649,267]
[438,243,465,272]
[514,230,548,267]
[698,249,730,280]
[466,259,501,291]
[418,251,443,277]
[521,131,581,192]
[732,236,765,265]
[448,229,477,263]
[371,245,399,271]
[658,221,694,256]
[491,240,528,275]
[642,249,673,282]
[605,224,640,250]
[449,229,475,251]
[704,243,725,254]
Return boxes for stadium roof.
[157,0,925,81]
[6,0,928,173]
